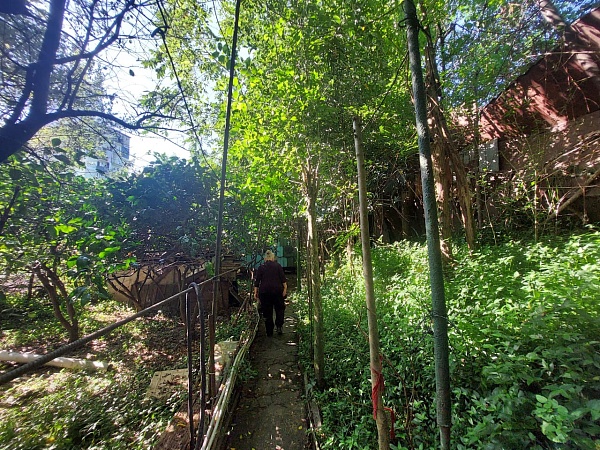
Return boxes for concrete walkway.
[224,300,309,450]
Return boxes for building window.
[96,160,110,173]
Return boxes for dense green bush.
[298,230,600,449]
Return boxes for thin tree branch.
[0,185,21,236]
[30,0,66,116]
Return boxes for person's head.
[264,250,275,261]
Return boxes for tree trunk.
[296,218,303,291]
[302,160,325,389]
[0,0,66,162]
[33,264,79,342]
[431,140,454,260]
[0,186,21,236]
[353,116,390,449]
[26,271,34,305]
[448,142,477,251]
[106,274,144,312]
[423,40,454,262]
[346,235,355,275]
[404,1,452,448]
[401,182,415,239]
[423,29,477,252]
[0,351,108,371]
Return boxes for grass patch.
[0,300,190,450]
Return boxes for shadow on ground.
[223,298,309,450]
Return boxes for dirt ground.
[224,298,310,450]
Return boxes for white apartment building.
[79,129,131,178]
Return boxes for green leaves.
[534,394,573,443]
[76,255,92,271]
[106,157,217,257]
[98,246,121,258]
[588,399,600,421]
[297,232,600,448]
[68,285,92,306]
[9,168,21,181]
[0,150,138,340]
[55,224,77,234]
[53,154,71,165]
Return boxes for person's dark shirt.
[254,261,287,295]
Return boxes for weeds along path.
[224,298,309,449]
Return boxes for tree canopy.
[144,0,599,246]
[0,0,183,163]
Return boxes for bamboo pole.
[404,1,452,448]
[211,0,242,402]
[353,116,390,449]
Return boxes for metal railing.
[0,270,250,449]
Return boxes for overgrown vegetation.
[0,300,189,450]
[1,1,600,448]
[0,280,254,450]
[298,230,600,449]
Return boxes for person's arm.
[278,264,287,297]
[254,286,259,300]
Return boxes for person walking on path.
[225,294,309,449]
[254,249,287,336]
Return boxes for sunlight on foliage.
[0,301,188,450]
[298,230,600,449]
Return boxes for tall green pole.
[211,0,242,400]
[403,1,451,448]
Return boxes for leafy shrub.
[299,230,600,449]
